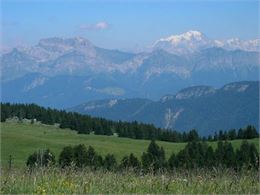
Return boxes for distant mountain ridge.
[153,30,260,55]
[69,81,259,136]
[1,31,259,108]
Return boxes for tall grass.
[1,167,259,194]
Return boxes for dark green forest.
[1,103,258,142]
[27,140,259,171]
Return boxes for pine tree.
[128,153,140,168]
[85,146,98,167]
[168,153,177,169]
[215,141,224,166]
[103,154,117,171]
[205,146,215,167]
[222,142,235,167]
[237,128,244,139]
[228,129,237,140]
[187,129,199,142]
[248,143,259,169]
[73,144,87,167]
[141,140,166,171]
[59,146,74,168]
[120,153,140,169]
[236,140,251,169]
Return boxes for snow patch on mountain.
[108,99,118,107]
[164,108,184,129]
[153,31,214,55]
[224,38,260,51]
[23,76,47,92]
[154,31,206,45]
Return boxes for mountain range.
[153,30,260,55]
[69,81,259,136]
[1,30,259,108]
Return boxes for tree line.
[1,103,258,143]
[209,126,259,141]
[27,140,259,171]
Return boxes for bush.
[236,141,259,169]
[59,146,74,168]
[73,144,87,167]
[103,154,117,170]
[120,153,140,170]
[85,146,103,168]
[26,149,55,168]
[58,144,103,169]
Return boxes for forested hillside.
[70,81,259,135]
[1,103,258,143]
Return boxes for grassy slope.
[1,122,259,167]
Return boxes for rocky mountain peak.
[222,81,253,92]
[175,86,216,100]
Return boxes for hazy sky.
[1,0,259,50]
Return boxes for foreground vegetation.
[27,139,259,171]
[1,122,259,168]
[1,120,259,194]
[1,167,259,194]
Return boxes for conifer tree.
[73,144,87,167]
[103,154,117,171]
[59,146,74,167]
[141,140,166,171]
[120,153,140,169]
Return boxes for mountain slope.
[1,32,259,108]
[70,81,259,136]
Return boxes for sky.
[1,0,259,51]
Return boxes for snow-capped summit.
[224,38,260,51]
[153,30,260,55]
[157,30,205,43]
[153,30,212,55]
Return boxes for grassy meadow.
[1,121,259,194]
[0,122,259,168]
[1,122,185,168]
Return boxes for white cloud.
[79,21,109,31]
[95,22,109,29]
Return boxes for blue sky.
[1,0,259,50]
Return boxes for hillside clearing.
[1,122,259,168]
